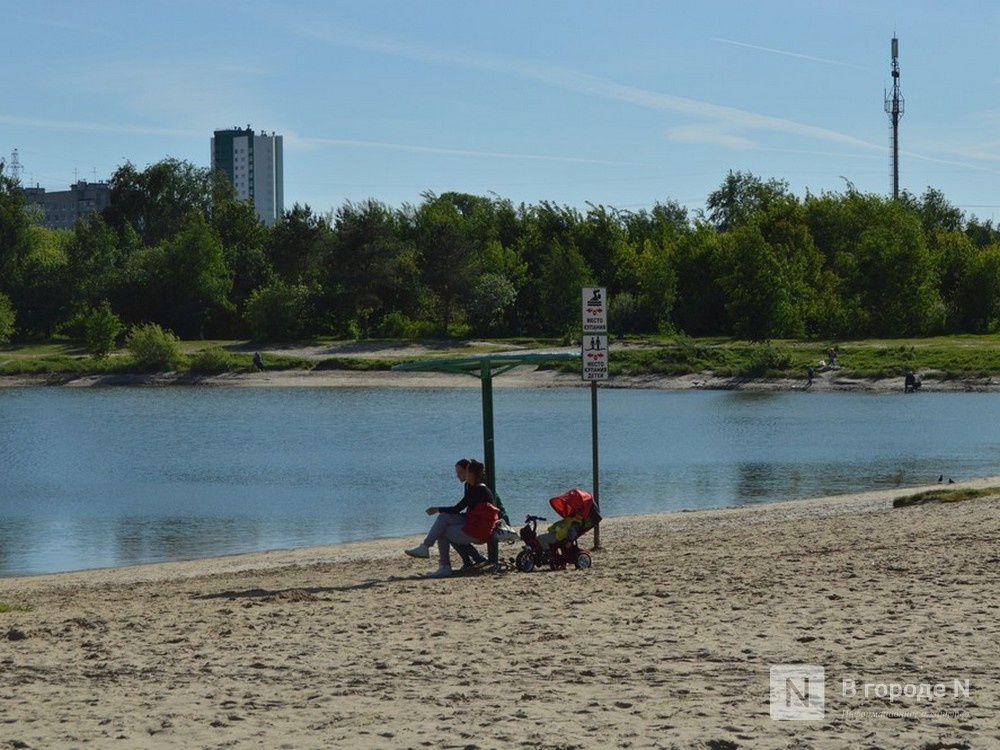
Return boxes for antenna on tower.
[884,35,904,199]
[8,149,24,184]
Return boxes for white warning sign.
[582,335,609,381]
[582,287,607,333]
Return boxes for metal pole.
[481,360,500,563]
[480,359,496,492]
[591,379,601,549]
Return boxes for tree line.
[1,158,999,347]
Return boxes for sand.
[3,339,1000,391]
[2,478,998,749]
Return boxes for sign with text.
[582,335,609,381]
[582,287,607,333]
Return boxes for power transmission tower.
[8,148,24,183]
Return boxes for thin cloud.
[711,37,870,70]
[0,114,199,138]
[294,21,884,153]
[666,124,756,149]
[289,133,645,166]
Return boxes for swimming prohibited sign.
[581,287,608,381]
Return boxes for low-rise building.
[22,181,111,230]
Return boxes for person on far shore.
[405,459,497,578]
[252,352,265,371]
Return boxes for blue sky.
[5,1,999,222]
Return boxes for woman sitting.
[405,459,499,578]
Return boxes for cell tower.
[884,36,904,199]
[8,149,24,183]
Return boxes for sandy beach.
[2,478,998,749]
[5,366,1000,393]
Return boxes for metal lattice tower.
[884,36,904,199]
[8,149,24,183]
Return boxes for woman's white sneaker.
[429,566,452,578]
[405,544,430,558]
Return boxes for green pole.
[481,359,500,563]
[480,359,496,492]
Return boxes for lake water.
[2,385,998,577]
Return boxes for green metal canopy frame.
[392,353,580,497]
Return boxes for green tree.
[0,162,32,331]
[901,187,964,234]
[17,225,72,337]
[104,158,218,246]
[467,273,517,335]
[65,213,122,314]
[931,229,979,331]
[954,244,1000,333]
[244,280,314,341]
[512,201,582,335]
[160,212,234,338]
[412,194,476,332]
[268,204,331,285]
[83,301,123,358]
[718,225,796,340]
[634,239,678,334]
[607,291,642,338]
[852,201,943,336]
[706,171,789,232]
[575,203,627,288]
[671,225,727,336]
[0,292,15,343]
[538,240,592,336]
[212,197,272,315]
[754,195,828,337]
[327,199,407,337]
[114,244,169,328]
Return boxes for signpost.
[581,287,607,548]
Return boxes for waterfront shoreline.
[2,479,998,748]
[3,367,999,392]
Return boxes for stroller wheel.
[515,550,536,573]
[574,551,592,570]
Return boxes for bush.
[125,323,182,371]
[187,347,242,374]
[0,293,15,344]
[744,343,792,376]
[244,281,313,341]
[83,302,122,358]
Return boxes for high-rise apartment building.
[211,126,284,226]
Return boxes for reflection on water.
[2,386,999,576]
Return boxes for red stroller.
[515,488,601,572]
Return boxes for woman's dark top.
[437,483,493,515]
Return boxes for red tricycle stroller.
[515,488,601,573]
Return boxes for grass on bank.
[606,334,1000,381]
[5,334,1000,381]
[0,601,32,613]
[892,487,1000,508]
